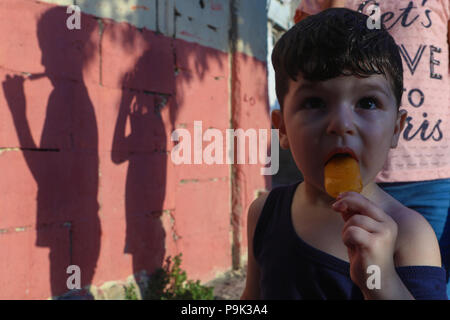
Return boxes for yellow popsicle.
[324,155,362,198]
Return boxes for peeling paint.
[179,30,202,41]
[209,177,227,182]
[130,5,150,11]
[0,147,20,155]
[97,18,104,86]
[180,179,199,184]
[166,209,181,242]
[0,226,33,234]
[211,2,223,11]
[180,177,227,184]
[207,24,217,32]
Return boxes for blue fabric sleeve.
[396,266,448,300]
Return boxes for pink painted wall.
[0,0,270,299]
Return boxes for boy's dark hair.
[272,8,403,111]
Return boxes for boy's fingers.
[342,214,381,235]
[342,225,372,249]
[332,192,386,223]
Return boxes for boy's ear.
[271,109,290,150]
[391,109,407,148]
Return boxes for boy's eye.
[357,97,378,110]
[302,97,326,109]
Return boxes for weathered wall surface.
[267,0,305,187]
[0,0,270,299]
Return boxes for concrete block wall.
[0,0,271,299]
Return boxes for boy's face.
[272,73,407,198]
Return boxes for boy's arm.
[240,192,269,300]
[361,208,442,300]
[294,0,344,24]
[332,192,441,300]
[363,207,441,300]
[393,208,442,268]
[111,73,135,164]
[331,0,347,7]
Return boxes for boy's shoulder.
[385,199,442,267]
[248,191,270,223]
[247,184,291,221]
[247,183,297,220]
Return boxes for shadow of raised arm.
[2,74,42,182]
[111,73,135,164]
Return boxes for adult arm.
[294,0,344,23]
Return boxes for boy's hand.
[331,192,399,297]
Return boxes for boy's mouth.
[324,147,358,165]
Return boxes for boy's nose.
[326,106,356,137]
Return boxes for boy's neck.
[298,182,335,209]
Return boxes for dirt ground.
[57,265,248,300]
[208,266,247,300]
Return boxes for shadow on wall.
[105,0,272,289]
[1,0,270,298]
[110,43,170,297]
[106,0,232,298]
[2,7,100,297]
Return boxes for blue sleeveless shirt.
[253,181,448,300]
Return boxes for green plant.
[144,253,214,300]
[124,283,138,300]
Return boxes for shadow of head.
[36,6,97,80]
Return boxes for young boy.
[241,8,448,300]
